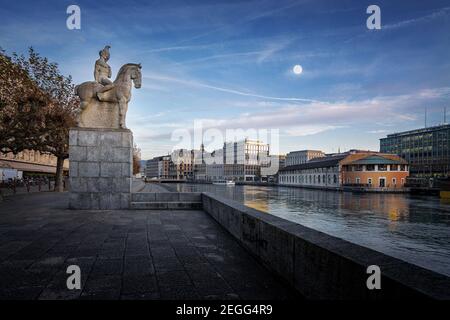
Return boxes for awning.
[0,160,67,174]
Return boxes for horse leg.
[118,98,128,129]
[76,100,89,125]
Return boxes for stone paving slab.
[0,192,300,300]
[139,183,173,193]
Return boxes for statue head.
[131,63,142,89]
[99,45,111,61]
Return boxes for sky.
[1,0,449,159]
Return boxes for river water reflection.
[174,183,450,276]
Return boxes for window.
[368,178,372,186]
[356,177,360,184]
[378,164,387,171]
[392,178,397,186]
[390,164,398,171]
[366,164,375,171]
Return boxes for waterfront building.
[169,149,197,180]
[261,154,286,182]
[0,149,68,180]
[145,155,170,179]
[285,150,325,166]
[223,139,270,181]
[205,164,224,181]
[279,151,409,190]
[380,124,450,178]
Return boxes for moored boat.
[212,180,235,186]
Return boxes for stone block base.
[78,99,120,129]
[69,127,133,209]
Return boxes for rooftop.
[381,124,450,139]
[280,152,407,172]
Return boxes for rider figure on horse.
[94,45,114,93]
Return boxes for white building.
[285,150,325,166]
[223,139,270,181]
[260,154,286,182]
[145,156,170,179]
[279,154,344,188]
[206,164,224,181]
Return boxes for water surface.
[174,183,450,276]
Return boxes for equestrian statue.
[76,46,142,129]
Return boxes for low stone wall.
[201,192,450,300]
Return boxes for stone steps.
[130,192,202,210]
[130,201,202,210]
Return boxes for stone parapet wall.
[201,192,450,300]
[69,127,132,209]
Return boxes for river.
[173,183,450,277]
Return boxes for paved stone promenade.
[0,192,299,300]
[140,183,173,193]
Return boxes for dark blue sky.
[1,0,449,158]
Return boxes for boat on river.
[212,180,235,186]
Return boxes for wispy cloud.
[384,6,450,30]
[143,73,320,102]
[178,0,307,44]
[143,45,214,53]
[135,86,449,140]
[285,125,345,136]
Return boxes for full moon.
[293,64,303,75]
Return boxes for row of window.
[344,177,405,188]
[280,174,338,185]
[343,164,408,172]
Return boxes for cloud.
[143,73,320,103]
[367,129,388,134]
[384,7,450,30]
[178,0,307,44]
[143,45,214,53]
[285,125,345,136]
[134,86,450,141]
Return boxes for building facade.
[223,139,270,181]
[285,150,325,166]
[145,155,170,179]
[260,154,286,182]
[152,139,271,182]
[170,149,197,180]
[380,124,450,178]
[279,151,409,190]
[0,150,69,181]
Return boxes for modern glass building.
[380,124,450,178]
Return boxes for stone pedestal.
[68,127,133,210]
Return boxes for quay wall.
[201,192,450,300]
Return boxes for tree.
[0,48,79,192]
[0,50,50,154]
[133,145,141,175]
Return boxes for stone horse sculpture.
[76,63,142,129]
